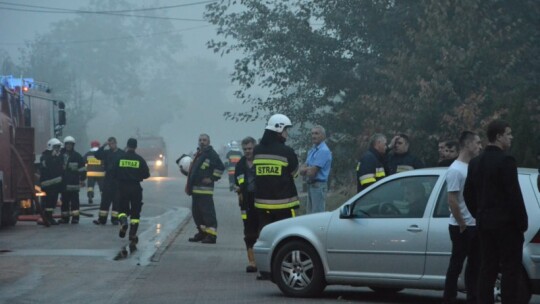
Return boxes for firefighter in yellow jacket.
[84,140,105,204]
[185,134,225,244]
[226,141,242,191]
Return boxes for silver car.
[254,168,540,301]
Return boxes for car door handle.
[407,225,423,232]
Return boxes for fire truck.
[136,135,168,177]
[0,75,66,227]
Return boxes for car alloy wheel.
[272,240,325,297]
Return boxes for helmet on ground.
[175,154,193,176]
[64,136,76,144]
[265,114,292,133]
[90,140,100,148]
[47,138,62,150]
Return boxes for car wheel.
[369,287,404,294]
[272,240,326,297]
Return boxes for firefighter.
[84,140,105,204]
[93,137,124,225]
[39,138,64,226]
[226,141,242,191]
[386,134,424,175]
[113,138,150,246]
[186,134,225,244]
[58,136,86,224]
[356,133,388,192]
[234,136,259,272]
[253,114,300,230]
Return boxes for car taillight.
[530,229,540,244]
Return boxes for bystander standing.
[299,125,332,214]
[464,119,528,304]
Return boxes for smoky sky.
[0,0,267,172]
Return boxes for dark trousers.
[61,191,80,215]
[117,182,143,220]
[257,208,296,232]
[242,192,259,249]
[44,188,60,210]
[477,226,525,304]
[87,177,103,198]
[443,225,479,303]
[228,175,235,189]
[98,178,119,217]
[192,194,217,234]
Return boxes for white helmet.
[175,154,193,176]
[265,114,292,133]
[47,138,62,150]
[230,140,240,151]
[63,136,76,144]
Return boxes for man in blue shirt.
[299,125,332,214]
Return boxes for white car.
[254,168,540,302]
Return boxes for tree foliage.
[205,0,540,178]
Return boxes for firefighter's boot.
[45,210,58,225]
[129,223,139,244]
[110,212,119,225]
[118,215,128,238]
[129,223,139,252]
[93,210,107,225]
[87,189,94,204]
[246,248,257,273]
[71,211,80,224]
[201,234,217,244]
[188,229,206,242]
[58,212,70,224]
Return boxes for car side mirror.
[339,204,353,219]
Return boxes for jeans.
[443,225,479,303]
[306,181,327,214]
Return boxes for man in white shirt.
[443,131,482,304]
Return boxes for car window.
[351,175,438,218]
[433,182,450,218]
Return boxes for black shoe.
[88,198,93,204]
[111,218,119,226]
[201,235,216,244]
[49,218,59,225]
[246,265,258,273]
[71,218,79,224]
[58,218,70,224]
[93,219,106,225]
[188,232,206,242]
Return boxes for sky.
[0,0,267,171]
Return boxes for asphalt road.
[1,175,539,303]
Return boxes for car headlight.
[156,160,163,166]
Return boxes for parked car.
[253,168,540,302]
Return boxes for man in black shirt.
[464,120,528,304]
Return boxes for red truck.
[0,75,66,227]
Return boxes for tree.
[206,0,540,184]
